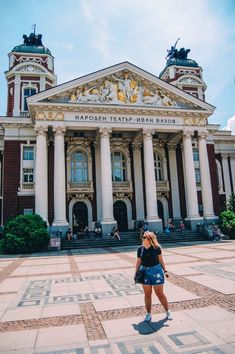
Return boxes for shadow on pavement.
[132,318,169,335]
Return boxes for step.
[61,231,208,249]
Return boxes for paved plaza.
[0,240,235,353]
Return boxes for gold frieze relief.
[68,71,193,109]
[184,117,206,126]
[35,111,64,121]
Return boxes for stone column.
[132,142,145,222]
[13,76,21,116]
[198,131,215,219]
[34,124,48,223]
[182,129,201,229]
[216,159,224,193]
[52,125,68,229]
[168,143,181,219]
[40,77,46,91]
[99,128,116,235]
[143,129,162,231]
[94,142,102,221]
[230,154,235,193]
[221,154,232,201]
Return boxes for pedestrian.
[134,231,173,322]
[212,225,221,242]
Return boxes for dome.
[12,44,51,55]
[11,33,52,56]
[165,57,198,68]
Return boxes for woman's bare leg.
[142,285,152,313]
[153,285,169,311]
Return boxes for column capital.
[167,142,178,150]
[221,153,228,160]
[182,128,194,139]
[198,129,208,140]
[142,128,155,140]
[52,125,67,136]
[99,127,112,138]
[34,124,48,136]
[132,141,142,151]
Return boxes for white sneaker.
[166,310,173,320]
[144,313,152,322]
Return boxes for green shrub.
[3,214,49,254]
[219,210,235,238]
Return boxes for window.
[193,148,199,161]
[154,153,163,181]
[23,87,36,111]
[71,151,88,182]
[23,147,34,160]
[111,151,126,181]
[195,168,201,183]
[23,168,34,183]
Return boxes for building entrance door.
[157,200,164,226]
[72,201,88,234]
[114,201,128,231]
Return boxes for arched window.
[111,151,126,181]
[154,153,163,181]
[71,151,88,182]
[23,87,37,111]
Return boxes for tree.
[3,214,50,254]
[220,194,235,238]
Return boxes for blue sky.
[0,0,234,132]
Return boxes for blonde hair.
[142,231,160,248]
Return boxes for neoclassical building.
[0,32,235,235]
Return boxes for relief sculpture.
[69,71,180,108]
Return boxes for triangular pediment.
[27,62,214,113]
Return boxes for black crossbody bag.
[135,246,145,284]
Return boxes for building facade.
[0,32,235,235]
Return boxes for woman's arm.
[158,254,169,277]
[135,258,141,275]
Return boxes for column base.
[204,215,218,222]
[145,218,163,233]
[100,220,117,237]
[185,217,203,231]
[51,222,69,238]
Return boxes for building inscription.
[74,114,181,125]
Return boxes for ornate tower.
[5,31,57,117]
[159,40,206,100]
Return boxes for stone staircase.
[61,230,208,250]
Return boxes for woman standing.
[135,231,173,322]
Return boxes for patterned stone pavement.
[0,240,235,353]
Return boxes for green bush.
[3,214,49,253]
[219,210,235,238]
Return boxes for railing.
[20,111,30,118]
[19,182,35,190]
[112,181,133,193]
[67,181,94,192]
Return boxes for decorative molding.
[16,65,45,73]
[176,68,200,77]
[66,138,91,153]
[184,117,206,126]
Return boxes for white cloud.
[223,115,235,134]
